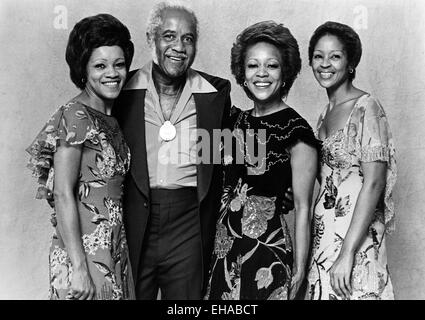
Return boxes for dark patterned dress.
[26,101,135,300]
[205,107,319,300]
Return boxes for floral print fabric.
[27,101,135,300]
[306,94,396,300]
[205,107,320,300]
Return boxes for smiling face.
[84,45,127,101]
[311,34,351,90]
[149,8,196,80]
[244,41,284,103]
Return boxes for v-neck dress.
[306,94,397,300]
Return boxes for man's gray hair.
[146,1,199,41]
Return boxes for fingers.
[77,291,92,300]
[329,272,340,297]
[330,272,351,300]
[281,187,294,211]
[290,279,296,297]
[290,273,304,300]
[66,291,76,300]
[68,287,96,300]
[67,289,81,300]
[71,289,86,300]
[344,273,353,296]
[87,288,96,300]
[289,282,298,300]
[78,287,96,300]
[338,277,350,299]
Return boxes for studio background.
[1,0,424,299]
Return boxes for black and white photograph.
[0,0,424,306]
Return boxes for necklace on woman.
[159,86,183,141]
[329,94,364,111]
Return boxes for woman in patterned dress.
[26,14,136,300]
[205,21,319,300]
[306,21,396,300]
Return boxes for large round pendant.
[159,120,177,141]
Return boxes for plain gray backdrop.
[0,0,424,299]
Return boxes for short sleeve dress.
[205,107,320,300]
[306,94,396,300]
[26,101,135,300]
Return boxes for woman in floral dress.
[306,21,396,300]
[26,14,135,300]
[205,21,319,300]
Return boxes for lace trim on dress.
[360,145,390,162]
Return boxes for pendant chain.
[329,95,362,111]
[160,85,183,122]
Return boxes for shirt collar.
[123,61,217,93]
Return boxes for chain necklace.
[158,85,183,142]
[329,94,363,111]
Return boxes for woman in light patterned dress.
[205,21,319,300]
[306,21,396,300]
[26,14,135,300]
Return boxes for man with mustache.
[113,1,231,299]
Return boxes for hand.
[67,267,96,300]
[289,270,305,300]
[329,252,354,300]
[282,187,294,211]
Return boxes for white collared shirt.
[123,62,217,189]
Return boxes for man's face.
[149,8,197,80]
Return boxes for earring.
[81,77,86,84]
[348,68,354,74]
[281,82,286,88]
[243,81,248,87]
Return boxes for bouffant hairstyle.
[66,14,134,89]
[231,21,302,99]
[146,1,199,43]
[308,21,362,81]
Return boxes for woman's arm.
[53,143,96,300]
[329,161,387,299]
[289,142,318,299]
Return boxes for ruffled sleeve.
[26,101,99,202]
[358,98,391,162]
[356,96,397,233]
